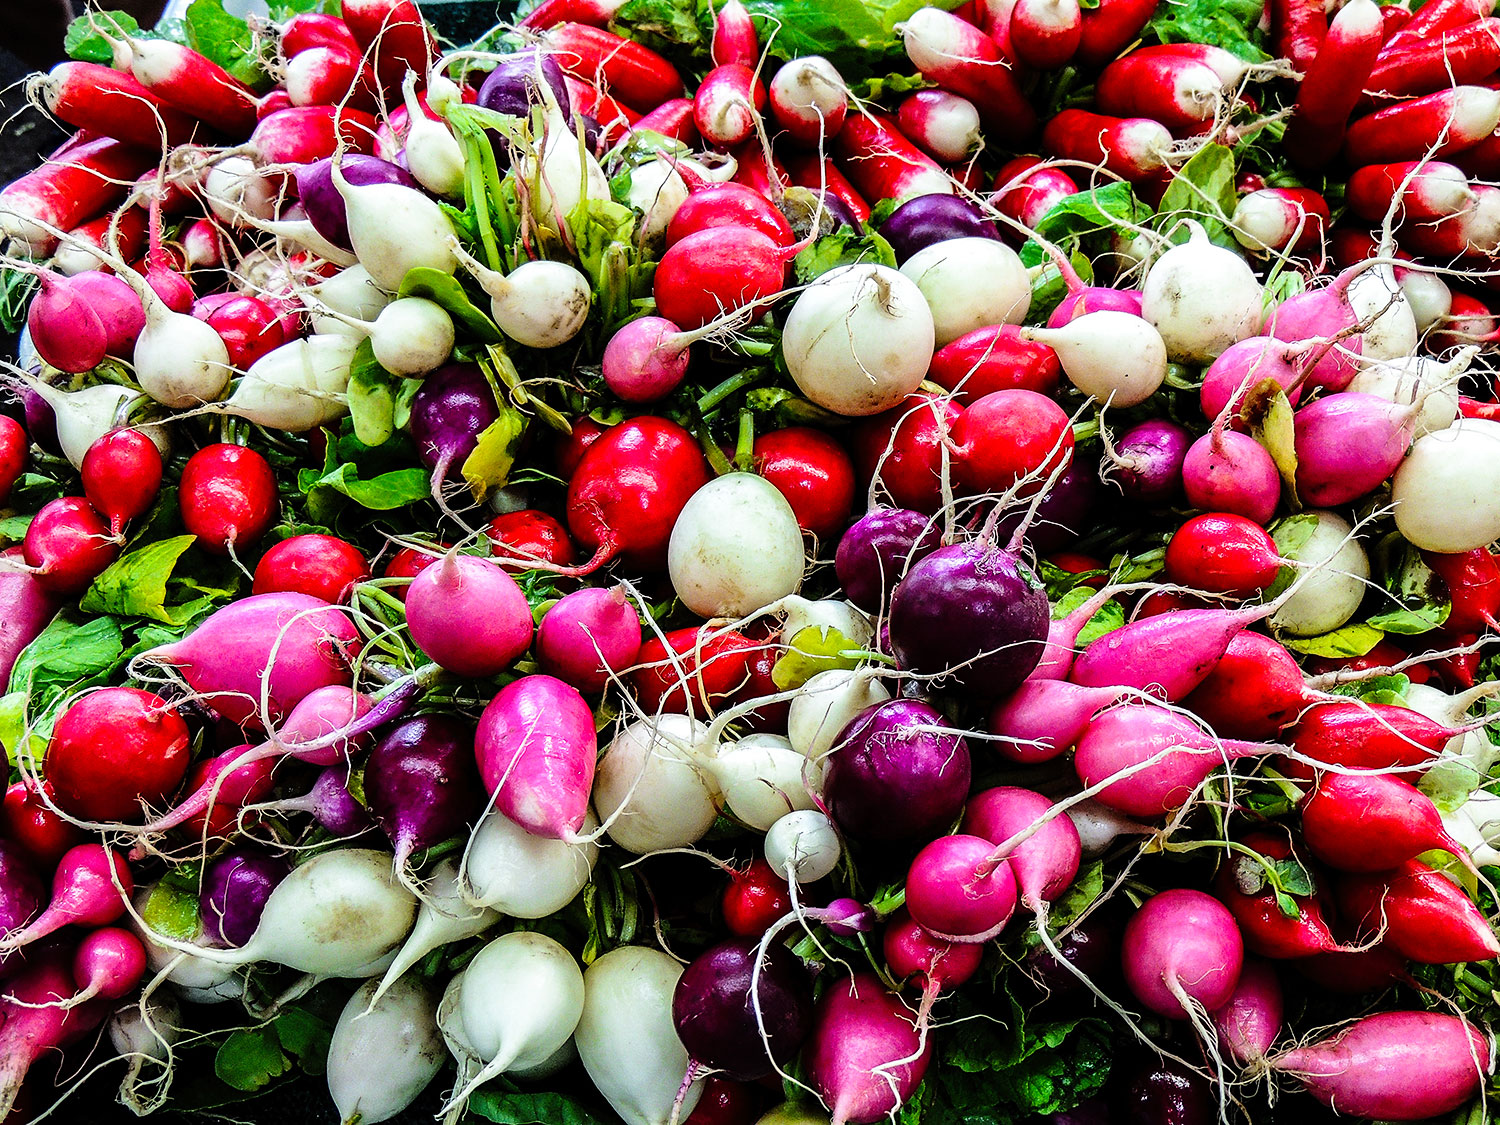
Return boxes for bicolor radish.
[536,584,642,693]
[769,55,848,145]
[475,674,596,839]
[898,237,1029,346]
[328,155,458,290]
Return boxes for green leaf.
[1019,182,1149,269]
[740,0,966,79]
[0,265,39,335]
[1155,143,1239,247]
[184,0,272,92]
[1282,622,1387,658]
[771,626,863,690]
[141,878,201,942]
[7,614,126,697]
[793,225,898,283]
[79,535,198,625]
[398,268,503,343]
[610,0,707,52]
[0,515,32,547]
[215,1026,290,1092]
[346,339,401,448]
[468,1089,608,1125]
[1369,535,1450,635]
[63,10,142,63]
[461,406,529,500]
[272,1007,333,1077]
[851,70,934,101]
[1147,0,1269,63]
[1052,587,1125,646]
[296,462,433,520]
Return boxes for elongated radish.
[1338,858,1500,964]
[1097,52,1224,132]
[1076,0,1159,66]
[770,56,848,146]
[329,159,457,291]
[1302,769,1470,873]
[805,972,931,1125]
[0,946,111,1117]
[901,7,1037,140]
[0,136,155,256]
[1041,110,1173,182]
[1343,86,1500,165]
[1022,310,1167,407]
[1347,161,1476,223]
[370,859,497,1010]
[475,674,595,838]
[32,61,198,150]
[1214,829,1339,958]
[207,333,361,432]
[0,844,130,950]
[897,91,981,164]
[1283,0,1383,167]
[1009,0,1081,69]
[831,113,954,204]
[694,63,766,149]
[341,0,437,94]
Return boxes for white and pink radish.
[1141,222,1263,363]
[769,56,848,145]
[667,473,806,618]
[1213,959,1283,1065]
[461,807,600,918]
[764,809,843,884]
[594,714,723,854]
[1347,349,1470,437]
[406,553,533,678]
[475,674,597,839]
[327,976,445,1125]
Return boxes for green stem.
[734,408,755,472]
[696,368,765,414]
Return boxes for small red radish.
[1009,0,1081,68]
[896,90,981,165]
[1121,888,1244,1020]
[281,11,360,56]
[0,844,132,951]
[1,783,83,870]
[407,554,533,678]
[831,113,953,205]
[1422,548,1500,634]
[252,534,370,603]
[950,388,1073,498]
[883,908,984,1031]
[1292,699,1471,770]
[768,56,847,146]
[926,325,1062,402]
[1181,631,1310,740]
[1301,770,1472,873]
[901,6,1036,141]
[804,972,932,1125]
[341,0,438,94]
[1213,829,1339,959]
[710,0,757,65]
[45,687,190,823]
[1076,0,1159,67]
[1164,513,1282,599]
[1041,110,1173,183]
[536,585,642,695]
[721,859,793,937]
[694,63,766,149]
[486,510,576,573]
[850,393,962,514]
[178,443,277,557]
[1231,187,1330,255]
[630,626,759,716]
[81,429,162,541]
[1337,859,1500,964]
[0,418,24,507]
[633,97,698,142]
[191,294,286,370]
[22,496,119,597]
[753,426,856,541]
[652,225,794,330]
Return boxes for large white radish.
[1141,221,1263,362]
[1392,418,1500,552]
[327,977,445,1125]
[461,808,600,918]
[898,236,1030,345]
[667,473,806,617]
[594,715,723,854]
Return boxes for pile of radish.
[5,0,1500,1120]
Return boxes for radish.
[1041,110,1173,182]
[462,807,599,918]
[536,584,643,693]
[753,429,857,541]
[1267,510,1370,636]
[60,927,146,1008]
[1271,1011,1489,1120]
[0,136,154,256]
[575,945,702,1125]
[987,680,1128,764]
[1213,829,1339,959]
[1348,161,1477,223]
[201,849,290,947]
[712,733,821,831]
[594,714,722,853]
[831,113,954,205]
[901,6,1036,140]
[1141,222,1264,364]
[341,297,456,376]
[1108,418,1191,506]
[1283,0,1382,166]
[306,265,394,335]
[178,444,277,557]
[883,908,984,1028]
[0,844,130,951]
[0,946,110,1116]
[21,496,119,597]
[1181,631,1310,739]
[904,833,1017,941]
[21,268,112,374]
[327,976,444,1125]
[833,509,940,614]
[0,550,59,693]
[1181,429,1280,524]
[252,534,370,604]
[1121,889,1244,1020]
[1010,0,1082,68]
[1212,959,1282,1065]
[81,429,162,541]
[765,808,843,883]
[804,972,932,1125]
[897,90,981,165]
[1097,51,1224,132]
[31,60,197,150]
[207,333,360,431]
[450,242,591,349]
[652,224,794,331]
[329,158,458,292]
[1347,350,1468,437]
[109,992,181,1115]
[475,674,595,838]
[366,714,483,880]
[1020,311,1168,407]
[667,473,805,617]
[370,858,498,1008]
[406,553,533,678]
[898,237,1029,347]
[769,56,848,145]
[694,63,765,148]
[10,380,150,471]
[674,937,813,1080]
[1231,187,1330,255]
[44,687,189,823]
[1392,417,1500,552]
[541,23,684,112]
[1337,858,1500,963]
[1302,769,1471,873]
[0,840,41,943]
[342,0,436,93]
[787,668,893,760]
[962,786,1081,910]
[1293,391,1427,507]
[668,183,794,249]
[1344,86,1500,165]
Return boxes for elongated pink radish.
[804,972,932,1125]
[901,6,1037,141]
[1343,85,1500,165]
[127,742,279,843]
[0,845,131,951]
[1284,0,1383,167]
[904,834,1018,942]
[1028,583,1137,681]
[1367,17,1500,100]
[1212,958,1282,1064]
[1347,161,1476,223]
[0,946,111,1117]
[475,675,597,840]
[0,550,62,691]
[1121,889,1244,1020]
[1009,0,1081,69]
[115,38,258,137]
[1271,1011,1488,1120]
[769,56,847,146]
[987,680,1129,763]
[31,61,199,149]
[711,0,758,66]
[831,113,953,205]
[1040,110,1173,182]
[961,787,1080,908]
[536,585,643,693]
[406,554,533,678]
[1097,52,1224,132]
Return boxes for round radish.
[667,473,806,618]
[178,444,278,556]
[81,429,162,540]
[1141,222,1263,363]
[1121,889,1244,1019]
[22,496,119,596]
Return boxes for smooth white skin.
[1026,310,1167,407]
[899,237,1030,346]
[623,159,690,248]
[216,333,360,431]
[338,177,459,291]
[1269,510,1371,637]
[372,858,499,1007]
[1141,223,1263,362]
[404,113,467,200]
[769,55,847,135]
[668,473,806,618]
[1231,191,1301,254]
[1393,418,1500,552]
[904,91,980,163]
[1067,798,1151,858]
[780,596,874,651]
[370,297,456,375]
[1347,264,1418,361]
[203,156,279,226]
[328,977,446,1125]
[32,382,142,468]
[308,264,395,336]
[786,668,891,759]
[712,733,822,830]
[1403,681,1498,797]
[782,263,936,416]
[1347,351,1465,436]
[134,303,232,408]
[574,946,702,1125]
[594,715,723,854]
[1400,270,1452,331]
[458,932,585,1076]
[765,809,842,882]
[109,992,180,1063]
[484,259,592,349]
[462,808,600,918]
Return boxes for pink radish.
[960,787,1081,908]
[988,680,1129,764]
[0,946,111,1116]
[1198,335,1305,421]
[127,742,278,844]
[0,844,132,952]
[1121,888,1244,1020]
[1212,958,1282,1065]
[1292,391,1421,507]
[22,267,110,374]
[904,834,1018,942]
[81,429,162,540]
[601,316,700,403]
[1181,428,1281,524]
[535,585,643,694]
[475,675,597,840]
[804,972,933,1125]
[406,554,533,678]
[65,927,147,1007]
[0,550,62,691]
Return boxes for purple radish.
[904,834,1018,942]
[295,155,422,252]
[671,937,814,1080]
[1292,390,1421,507]
[987,680,1126,764]
[1181,428,1281,524]
[408,364,500,507]
[250,764,375,837]
[1121,888,1244,1020]
[804,972,932,1125]
[993,454,1096,554]
[1212,958,1282,1065]
[1198,335,1304,420]
[888,539,1050,696]
[478,51,572,122]
[536,585,642,694]
[474,674,597,840]
[130,592,358,729]
[1107,418,1191,506]
[833,508,941,613]
[406,554,533,678]
[365,713,484,876]
[0,841,43,946]
[823,698,971,841]
[21,388,59,454]
[0,844,131,952]
[201,849,292,947]
[960,787,1080,909]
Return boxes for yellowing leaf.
[771,626,862,690]
[462,406,529,500]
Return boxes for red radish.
[486,510,576,573]
[341,0,437,94]
[407,554,533,678]
[904,834,1018,941]
[1399,184,1500,258]
[115,37,258,137]
[565,76,641,142]
[1271,1011,1489,1120]
[476,675,597,839]
[1122,889,1244,1020]
[665,183,794,249]
[1381,3,1414,40]
[753,427,856,541]
[1076,0,1159,67]
[1423,548,1500,633]
[710,0,757,65]
[1181,631,1310,740]
[542,23,685,113]
[1343,86,1500,165]
[1041,110,1173,182]
[783,152,870,221]
[927,325,1061,402]
[536,585,642,694]
[1302,770,1472,873]
[1097,51,1225,132]
[1213,959,1282,1065]
[191,294,286,370]
[0,946,111,1117]
[729,140,788,197]
[961,787,1080,909]
[652,226,793,330]
[0,136,155,256]
[1231,187,1330,254]
[990,157,1079,232]
[1347,161,1476,223]
[180,217,224,272]
[68,927,147,1005]
[564,416,712,573]
[31,61,198,150]
[721,859,793,937]
[1283,0,1382,167]
[1009,0,1081,69]
[154,744,277,842]
[22,497,119,598]
[1214,830,1340,959]
[950,388,1073,498]
[252,534,370,603]
[1163,513,1281,599]
[768,56,848,146]
[694,64,765,149]
[630,626,758,715]
[1337,859,1500,963]
[851,393,962,513]
[519,0,626,27]
[897,90,981,165]
[1,784,83,870]
[281,12,360,56]
[285,45,377,111]
[0,844,132,950]
[44,687,190,823]
[80,430,162,540]
[831,113,953,205]
[1292,700,1473,770]
[178,444,277,557]
[884,909,984,1008]
[1366,18,1500,99]
[804,972,932,1125]
[901,6,1037,141]
[633,97,698,143]
[1383,0,1489,53]
[248,105,380,165]
[1295,942,1407,993]
[52,207,149,276]
[1270,0,1329,67]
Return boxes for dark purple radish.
[295,155,422,252]
[888,539,1050,696]
[883,908,983,1027]
[1107,419,1191,506]
[823,699,971,841]
[201,849,292,948]
[22,388,59,455]
[671,936,814,1080]
[250,763,374,837]
[0,841,43,948]
[1118,1053,1215,1125]
[960,786,1081,910]
[992,455,1096,553]
[1120,889,1244,1021]
[365,713,483,881]
[477,52,572,122]
[833,508,941,613]
[408,363,500,509]
[904,834,1018,942]
[804,971,932,1125]
[879,194,1000,261]
[1021,909,1119,1005]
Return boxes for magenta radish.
[904,834,1018,942]
[1271,1011,1489,1120]
[81,429,162,540]
[128,742,276,843]
[1141,222,1263,364]
[0,945,110,1116]
[961,786,1080,908]
[22,495,119,597]
[0,844,131,952]
[804,972,932,1125]
[0,841,42,945]
[62,927,147,1008]
[988,680,1127,764]
[1121,888,1244,1020]
[1212,958,1282,1065]
[1292,391,1421,507]
[22,267,109,373]
[1020,311,1168,407]
[600,315,697,402]
[673,937,813,1080]
[536,585,642,693]
[1181,428,1281,524]
[475,675,596,840]
[366,713,484,878]
[896,90,981,164]
[406,554,533,678]
[833,508,940,614]
[1198,335,1304,421]
[883,908,984,1027]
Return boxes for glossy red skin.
[1213,829,1339,959]
[1,782,85,869]
[381,545,447,601]
[722,858,794,937]
[176,748,277,841]
[556,416,610,479]
[81,429,163,538]
[991,157,1079,231]
[565,417,711,571]
[653,227,788,330]
[1337,860,1500,964]
[753,427,856,541]
[23,497,120,597]
[179,444,278,556]
[632,626,759,715]
[951,389,1074,498]
[485,510,577,573]
[732,632,791,734]
[252,534,371,603]
[927,326,1062,402]
[1304,638,1431,685]
[1423,548,1500,634]
[1431,634,1481,690]
[851,393,963,513]
[193,295,285,371]
[45,688,191,822]
[0,416,25,504]
[1182,631,1308,739]
[1302,770,1459,873]
[1293,701,1457,770]
[281,12,360,56]
[1164,513,1282,599]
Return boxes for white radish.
[238,213,360,267]
[207,333,360,431]
[332,159,459,291]
[370,858,499,1007]
[525,93,612,224]
[203,156,280,226]
[1392,417,1500,552]
[130,895,244,1004]
[110,992,182,1115]
[450,240,591,349]
[1141,221,1263,362]
[365,297,456,375]
[15,379,166,468]
[667,473,806,617]
[1348,263,1419,361]
[1347,347,1473,436]
[1404,681,1500,797]
[711,732,822,830]
[462,808,600,918]
[1401,269,1451,332]
[574,946,702,1125]
[327,977,445,1125]
[1269,510,1370,637]
[780,596,874,651]
[782,263,936,417]
[765,809,842,883]
[1022,310,1167,407]
[403,74,466,199]
[307,264,395,335]
[898,237,1030,346]
[594,714,723,854]
[623,158,690,248]
[787,668,891,760]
